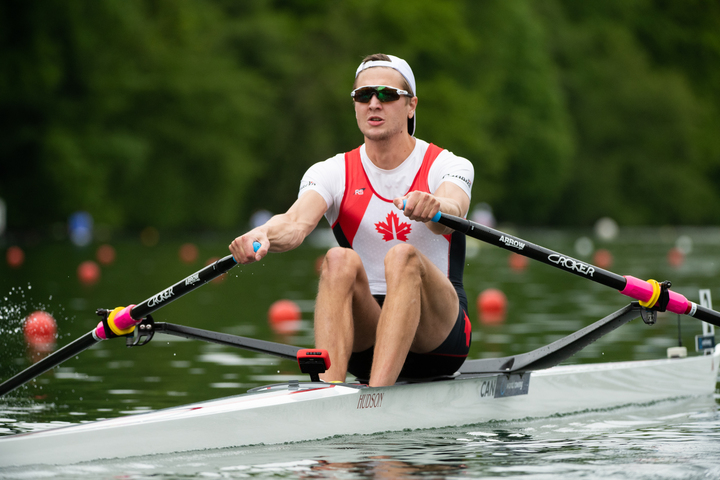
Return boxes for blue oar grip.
[401,200,442,222]
[230,241,262,264]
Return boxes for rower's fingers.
[403,193,439,222]
[229,236,264,264]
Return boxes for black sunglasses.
[351,85,413,103]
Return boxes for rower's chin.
[363,130,394,142]
[360,124,398,142]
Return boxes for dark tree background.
[2,0,719,231]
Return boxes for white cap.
[355,55,417,136]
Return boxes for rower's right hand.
[229,233,267,264]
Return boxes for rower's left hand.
[394,191,440,223]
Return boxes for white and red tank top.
[330,144,467,296]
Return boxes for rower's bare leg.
[369,243,459,387]
[314,247,380,382]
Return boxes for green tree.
[540,0,720,225]
[1,0,269,229]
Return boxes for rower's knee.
[320,247,363,282]
[384,243,422,282]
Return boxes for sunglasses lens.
[376,87,400,102]
[353,86,402,103]
[354,88,376,103]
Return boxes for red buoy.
[268,299,301,335]
[24,311,57,350]
[77,260,101,286]
[477,288,507,325]
[508,253,528,272]
[593,248,613,269]
[6,246,24,269]
[667,247,684,268]
[179,243,199,264]
[96,244,116,266]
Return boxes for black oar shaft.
[437,213,720,328]
[437,214,627,290]
[130,255,237,320]
[693,305,720,325]
[0,332,98,396]
[1,255,239,397]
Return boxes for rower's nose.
[367,94,383,108]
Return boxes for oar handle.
[400,200,442,222]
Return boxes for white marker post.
[697,289,716,355]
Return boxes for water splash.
[0,284,72,340]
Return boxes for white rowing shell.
[0,349,716,467]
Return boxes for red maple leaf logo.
[375,211,412,242]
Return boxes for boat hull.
[1,349,717,467]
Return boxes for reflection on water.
[0,227,719,478]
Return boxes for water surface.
[1,226,718,478]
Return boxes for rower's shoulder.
[304,153,346,175]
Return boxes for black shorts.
[347,293,471,381]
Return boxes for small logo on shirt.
[299,180,316,192]
[375,211,412,242]
[354,188,366,195]
[441,173,472,188]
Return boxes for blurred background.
[1,0,719,237]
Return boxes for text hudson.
[357,393,384,409]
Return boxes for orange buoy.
[77,260,101,286]
[6,246,24,269]
[96,244,116,266]
[179,243,199,264]
[268,299,301,334]
[667,247,684,268]
[24,311,57,350]
[592,248,613,269]
[508,253,528,272]
[477,288,507,325]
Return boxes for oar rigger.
[636,280,673,326]
[93,305,156,347]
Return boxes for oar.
[0,244,259,397]
[423,208,720,327]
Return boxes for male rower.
[229,54,474,387]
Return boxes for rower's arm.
[229,191,327,264]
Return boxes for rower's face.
[354,68,417,141]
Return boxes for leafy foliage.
[1,0,718,230]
